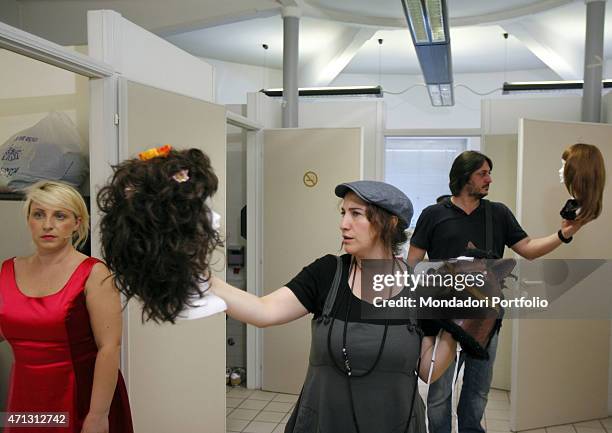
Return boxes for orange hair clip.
[138,144,172,161]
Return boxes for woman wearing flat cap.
[97,149,456,432]
[212,180,458,433]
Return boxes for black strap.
[484,199,493,256]
[320,256,343,322]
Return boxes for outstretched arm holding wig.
[97,147,459,384]
[211,276,457,382]
[210,278,308,327]
[512,143,606,260]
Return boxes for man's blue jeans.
[427,331,499,433]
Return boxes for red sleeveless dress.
[0,257,133,433]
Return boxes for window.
[384,136,479,228]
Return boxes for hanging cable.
[385,84,500,97]
[378,38,383,88]
[503,32,509,84]
[262,43,269,90]
[383,84,427,95]
[454,84,502,96]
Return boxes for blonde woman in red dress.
[0,181,132,433]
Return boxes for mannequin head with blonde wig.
[561,143,606,223]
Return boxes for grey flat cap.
[335,180,413,226]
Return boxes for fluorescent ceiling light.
[261,86,383,98]
[403,0,429,44]
[427,83,453,106]
[427,84,442,106]
[439,83,453,105]
[402,0,448,45]
[503,80,612,93]
[425,0,447,43]
[402,0,454,107]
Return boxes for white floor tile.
[264,402,293,413]
[226,407,234,416]
[242,420,278,433]
[485,399,511,411]
[487,419,510,431]
[547,424,577,433]
[576,421,606,429]
[227,418,250,432]
[522,429,547,433]
[601,418,612,432]
[485,408,510,421]
[272,424,287,433]
[239,399,269,410]
[272,394,299,403]
[227,397,245,408]
[229,408,260,421]
[228,388,255,398]
[488,389,510,402]
[575,427,606,433]
[254,411,286,423]
[281,413,292,423]
[249,390,278,401]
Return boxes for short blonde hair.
[24,181,89,249]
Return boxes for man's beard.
[466,182,488,199]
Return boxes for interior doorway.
[225,105,249,388]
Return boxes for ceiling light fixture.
[261,86,383,98]
[503,80,612,93]
[401,0,454,106]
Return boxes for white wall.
[206,61,562,130]
[482,94,583,135]
[0,48,90,147]
[604,91,612,124]
[0,46,90,413]
[300,100,382,179]
[0,0,21,28]
[604,91,612,415]
[204,58,282,105]
[88,10,215,103]
[333,69,559,130]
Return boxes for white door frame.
[224,108,264,389]
[244,93,273,389]
[0,21,113,78]
[0,18,121,374]
[0,20,119,250]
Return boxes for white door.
[261,127,363,393]
[121,80,226,433]
[511,118,612,430]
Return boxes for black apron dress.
[285,257,427,433]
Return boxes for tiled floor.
[226,387,297,433]
[226,385,612,433]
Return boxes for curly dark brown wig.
[97,148,223,323]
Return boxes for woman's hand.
[561,218,583,239]
[80,412,108,433]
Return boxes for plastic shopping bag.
[0,112,88,192]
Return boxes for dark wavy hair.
[365,205,408,256]
[449,151,493,196]
[97,148,223,323]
